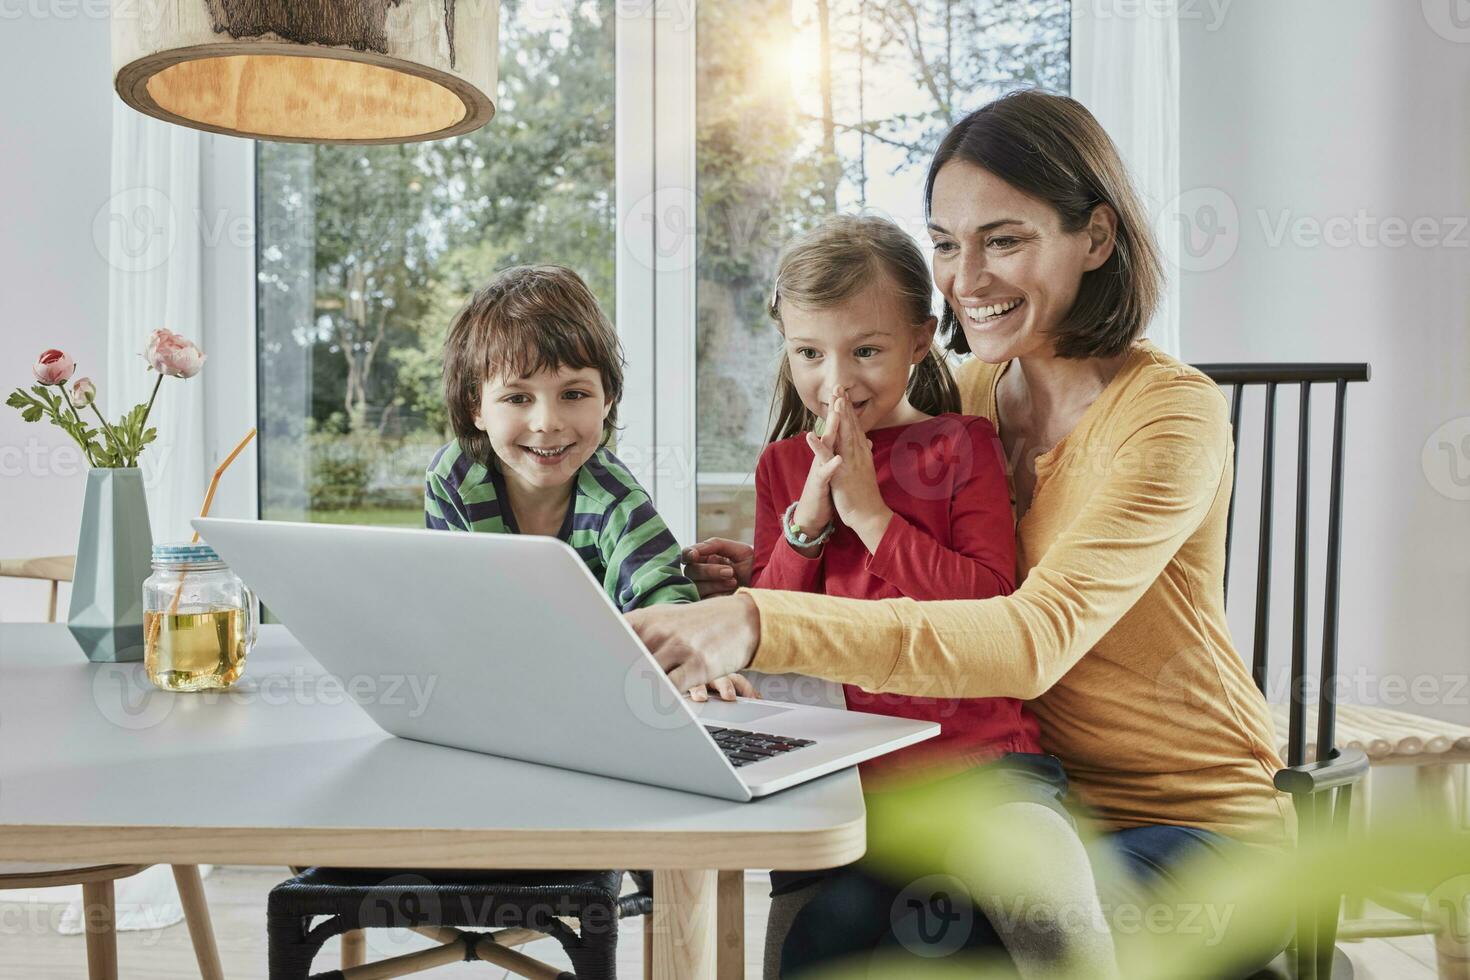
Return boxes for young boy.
[425,264,697,613]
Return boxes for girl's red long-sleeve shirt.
[752,413,1042,775]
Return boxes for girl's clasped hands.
[791,384,894,556]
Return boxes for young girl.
[752,215,1117,979]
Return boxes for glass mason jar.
[142,542,258,692]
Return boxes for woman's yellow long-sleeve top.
[744,341,1291,843]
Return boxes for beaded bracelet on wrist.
[782,500,835,549]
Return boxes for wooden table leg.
[1420,765,1470,980]
[653,869,717,980]
[718,870,745,980]
[80,879,119,980]
[172,865,225,980]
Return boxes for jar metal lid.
[152,542,223,565]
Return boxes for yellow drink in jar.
[144,607,248,691]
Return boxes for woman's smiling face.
[928,158,1114,364]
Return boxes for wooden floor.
[0,865,1444,979]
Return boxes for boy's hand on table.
[627,595,761,693]
[682,538,754,598]
[687,673,759,702]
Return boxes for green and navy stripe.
[425,440,697,613]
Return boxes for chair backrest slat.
[1318,379,1348,762]
[1289,382,1312,768]
[1195,362,1370,771]
[1253,382,1278,695]
[1224,382,1244,604]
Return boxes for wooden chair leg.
[342,929,367,969]
[644,915,654,980]
[80,879,119,980]
[1343,766,1371,920]
[1457,763,1468,831]
[172,865,225,980]
[48,580,59,623]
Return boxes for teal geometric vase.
[67,467,154,663]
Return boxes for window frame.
[199,132,259,524]
[615,2,699,545]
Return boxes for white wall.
[1178,2,1470,725]
[0,9,113,622]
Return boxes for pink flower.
[143,329,206,379]
[69,377,97,408]
[32,349,75,386]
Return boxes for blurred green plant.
[786,772,1470,979]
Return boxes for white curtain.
[103,101,209,544]
[1071,0,1182,357]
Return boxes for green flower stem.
[87,401,123,465]
[59,387,101,467]
[125,373,167,467]
[139,372,164,432]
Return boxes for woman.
[628,90,1290,975]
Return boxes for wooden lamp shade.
[113,1,498,144]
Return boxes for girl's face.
[780,277,936,433]
[474,364,612,492]
[928,158,1115,363]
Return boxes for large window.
[252,1,1068,543]
[693,0,1070,543]
[256,2,615,528]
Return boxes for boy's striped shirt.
[424,440,697,613]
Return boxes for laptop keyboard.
[704,726,816,767]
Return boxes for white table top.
[0,625,865,870]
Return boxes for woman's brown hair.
[924,89,1163,359]
[442,265,624,466]
[765,214,960,444]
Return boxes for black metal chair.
[1196,362,1373,980]
[266,866,653,979]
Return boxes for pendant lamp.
[113,1,497,144]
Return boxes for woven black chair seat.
[267,866,653,979]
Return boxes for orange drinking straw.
[190,427,258,544]
[147,428,258,648]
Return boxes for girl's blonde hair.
[765,214,960,444]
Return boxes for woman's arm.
[749,377,1229,699]
[631,377,1230,699]
[864,417,1015,601]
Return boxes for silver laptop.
[193,518,938,801]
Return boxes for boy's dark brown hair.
[924,89,1164,360]
[765,214,961,444]
[442,265,624,466]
